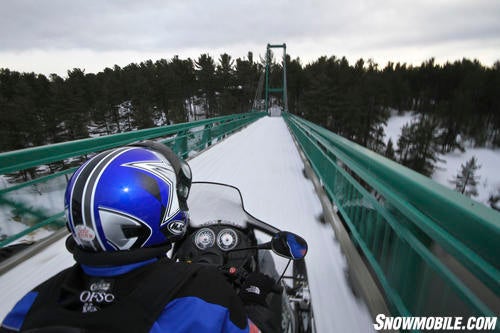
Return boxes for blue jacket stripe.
[2,291,39,331]
[151,296,249,333]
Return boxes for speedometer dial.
[194,228,215,250]
[217,229,238,251]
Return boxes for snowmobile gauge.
[217,228,238,251]
[194,228,215,250]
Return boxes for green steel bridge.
[0,44,498,331]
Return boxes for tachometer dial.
[194,228,215,250]
[217,229,238,251]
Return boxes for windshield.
[187,182,248,228]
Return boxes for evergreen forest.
[1,52,499,180]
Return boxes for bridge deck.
[0,116,373,332]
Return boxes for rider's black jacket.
[0,257,249,332]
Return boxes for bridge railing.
[283,112,499,319]
[0,112,266,248]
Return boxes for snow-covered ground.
[0,116,374,332]
[189,116,374,332]
[433,148,500,205]
[384,111,500,208]
[0,176,67,244]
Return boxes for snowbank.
[433,148,500,205]
[383,111,500,208]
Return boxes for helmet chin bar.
[66,236,172,266]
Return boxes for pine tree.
[385,138,396,160]
[396,123,413,164]
[63,68,90,140]
[285,56,304,114]
[450,156,481,198]
[367,125,386,154]
[396,117,440,176]
[235,52,261,113]
[216,53,237,115]
[195,54,217,118]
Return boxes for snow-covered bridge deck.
[0,116,374,332]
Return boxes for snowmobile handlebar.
[218,265,283,294]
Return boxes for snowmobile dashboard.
[174,182,312,333]
[175,182,307,266]
[173,223,255,267]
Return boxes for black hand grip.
[271,283,283,294]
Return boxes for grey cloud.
[0,0,354,51]
[0,0,499,59]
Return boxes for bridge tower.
[265,43,288,115]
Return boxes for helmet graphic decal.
[122,154,180,225]
[98,207,152,250]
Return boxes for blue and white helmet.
[65,141,192,252]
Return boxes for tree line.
[282,55,499,209]
[285,56,500,178]
[0,52,262,152]
[1,52,499,180]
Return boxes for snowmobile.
[172,182,315,333]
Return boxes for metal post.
[283,43,288,112]
[265,44,271,115]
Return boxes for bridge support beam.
[265,43,288,115]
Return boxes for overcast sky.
[1,0,499,76]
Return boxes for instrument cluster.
[193,226,243,252]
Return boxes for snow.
[433,148,500,205]
[383,110,417,145]
[0,176,67,243]
[0,116,374,332]
[383,111,500,208]
[0,220,53,245]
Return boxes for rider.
[0,141,256,332]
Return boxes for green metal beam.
[283,112,499,320]
[294,115,499,269]
[268,43,286,48]
[0,113,262,175]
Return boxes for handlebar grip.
[271,283,284,294]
